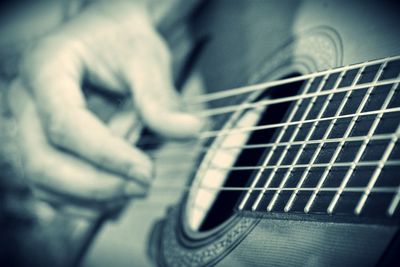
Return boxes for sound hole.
[191,74,304,232]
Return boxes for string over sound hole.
[186,75,303,232]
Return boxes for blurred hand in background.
[7,1,202,205]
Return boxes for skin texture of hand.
[7,1,202,205]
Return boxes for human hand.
[7,1,202,205]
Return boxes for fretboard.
[238,56,400,219]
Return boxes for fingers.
[122,34,204,139]
[9,81,148,202]
[22,39,152,184]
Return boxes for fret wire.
[197,78,400,118]
[388,186,400,216]
[327,62,391,214]
[209,160,400,171]
[304,66,366,213]
[187,55,400,104]
[200,105,400,139]
[268,72,346,212]
[283,70,347,212]
[237,77,316,210]
[355,116,400,215]
[252,74,330,211]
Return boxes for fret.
[282,71,346,212]
[303,66,366,213]
[327,62,389,214]
[238,77,316,210]
[354,101,400,215]
[388,182,400,216]
[251,74,330,211]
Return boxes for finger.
[22,38,152,184]
[122,35,204,139]
[8,81,148,202]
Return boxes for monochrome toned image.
[0,0,400,266]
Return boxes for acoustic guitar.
[83,0,400,267]
[5,0,400,266]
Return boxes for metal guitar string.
[139,56,400,215]
[150,133,396,160]
[194,78,400,118]
[151,185,399,193]
[198,106,400,139]
[141,104,400,147]
[137,55,400,147]
[207,160,400,172]
[156,160,400,176]
[184,55,400,105]
[138,81,399,149]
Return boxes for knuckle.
[44,113,69,147]
[21,35,80,85]
[22,37,58,72]
[120,161,135,177]
[24,156,49,182]
[96,153,113,169]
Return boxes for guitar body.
[84,1,400,266]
